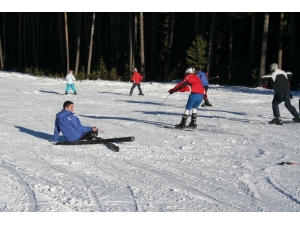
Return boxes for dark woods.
[0,12,299,89]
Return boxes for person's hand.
[92,126,98,131]
[168,89,175,94]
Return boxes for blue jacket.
[197,71,209,87]
[53,109,92,142]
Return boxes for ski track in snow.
[1,72,300,212]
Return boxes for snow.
[1,71,299,221]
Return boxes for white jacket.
[65,73,76,84]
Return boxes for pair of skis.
[55,136,135,152]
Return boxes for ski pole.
[209,76,219,81]
[154,94,170,115]
[279,161,300,165]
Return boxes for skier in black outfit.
[267,63,300,125]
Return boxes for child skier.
[65,70,77,95]
[129,68,144,96]
[168,67,206,129]
[196,68,212,107]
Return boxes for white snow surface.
[1,71,300,219]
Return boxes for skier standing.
[168,67,206,129]
[129,68,144,96]
[65,70,77,95]
[196,67,212,107]
[267,63,300,125]
[53,101,98,142]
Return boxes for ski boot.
[175,114,188,129]
[269,117,283,125]
[138,93,144,95]
[293,116,300,123]
[74,92,77,95]
[65,91,68,95]
[201,99,212,107]
[186,113,197,128]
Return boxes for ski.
[95,137,119,152]
[56,136,135,146]
[279,161,300,165]
[161,125,195,131]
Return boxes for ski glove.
[168,89,176,94]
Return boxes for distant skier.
[168,67,206,129]
[52,101,99,142]
[267,63,300,125]
[195,67,212,107]
[129,68,144,96]
[65,70,77,95]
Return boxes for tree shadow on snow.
[79,115,175,127]
[14,126,59,141]
[39,90,62,95]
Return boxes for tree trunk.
[249,12,256,86]
[164,13,175,82]
[207,12,217,80]
[228,20,233,83]
[129,13,133,73]
[140,12,145,77]
[64,12,69,73]
[1,13,6,69]
[75,12,81,76]
[0,35,3,69]
[58,13,65,76]
[278,12,284,69]
[259,12,269,87]
[18,13,21,71]
[291,12,298,89]
[133,12,137,69]
[150,12,158,81]
[87,12,96,77]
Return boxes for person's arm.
[71,116,93,133]
[53,119,60,142]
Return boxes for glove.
[290,92,293,99]
[168,89,175,94]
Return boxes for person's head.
[185,67,195,74]
[69,70,73,74]
[63,101,74,112]
[134,68,138,72]
[269,63,278,72]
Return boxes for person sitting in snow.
[52,101,98,142]
[168,67,206,129]
[268,63,300,125]
[129,68,144,96]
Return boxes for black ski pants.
[272,92,299,118]
[130,83,143,95]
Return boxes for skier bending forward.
[168,67,206,129]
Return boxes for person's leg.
[284,92,299,118]
[71,84,77,94]
[187,94,203,128]
[137,84,144,95]
[79,130,98,140]
[130,84,137,95]
[270,93,284,124]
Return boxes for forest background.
[1,5,300,89]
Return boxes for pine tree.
[186,35,208,70]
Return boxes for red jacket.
[130,71,143,84]
[172,73,205,94]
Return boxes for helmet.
[185,67,195,74]
[269,63,278,72]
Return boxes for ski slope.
[0,71,299,222]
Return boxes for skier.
[129,68,144,96]
[52,101,99,142]
[267,63,300,125]
[168,67,206,129]
[195,67,212,107]
[65,70,77,95]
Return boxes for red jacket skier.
[168,67,206,129]
[130,68,144,95]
